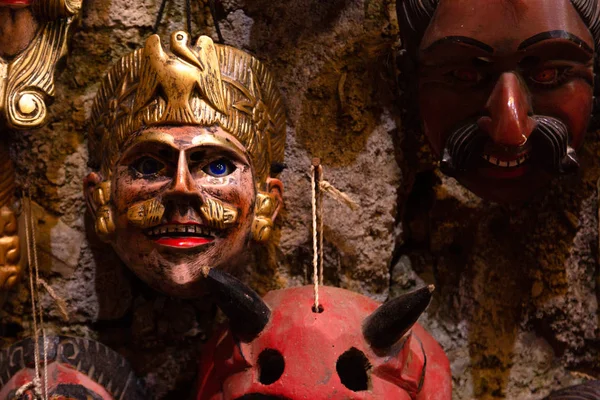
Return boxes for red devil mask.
[0,335,146,400]
[196,269,451,400]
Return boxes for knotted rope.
[310,159,323,312]
[309,159,359,312]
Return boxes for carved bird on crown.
[134,31,228,123]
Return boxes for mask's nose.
[478,72,537,147]
[170,150,196,194]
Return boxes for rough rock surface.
[0,0,598,399]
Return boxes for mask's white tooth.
[161,227,167,234]
[187,226,195,233]
[178,225,186,233]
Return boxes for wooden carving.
[0,0,80,304]
[85,32,286,298]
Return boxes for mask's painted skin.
[415,0,594,202]
[105,125,257,297]
[0,1,37,59]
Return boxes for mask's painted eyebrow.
[518,30,593,55]
[422,36,494,54]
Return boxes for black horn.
[363,285,434,349]
[205,268,271,341]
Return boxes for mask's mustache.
[439,116,579,177]
[127,197,238,229]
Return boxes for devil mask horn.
[206,268,271,341]
[363,285,434,349]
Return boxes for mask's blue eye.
[203,159,235,177]
[133,156,165,176]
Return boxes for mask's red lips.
[155,236,214,248]
[145,223,217,249]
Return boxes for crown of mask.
[88,31,285,186]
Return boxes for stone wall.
[0,0,598,398]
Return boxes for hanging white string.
[318,166,324,286]
[19,190,48,400]
[311,161,319,312]
[23,192,42,399]
[29,190,49,400]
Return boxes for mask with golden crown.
[85,32,285,297]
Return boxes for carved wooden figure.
[196,269,452,400]
[397,0,600,203]
[86,32,286,297]
[0,335,146,399]
[0,0,80,305]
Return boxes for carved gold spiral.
[7,89,47,128]
[5,18,72,129]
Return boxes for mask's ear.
[83,172,115,242]
[251,178,284,243]
[266,177,283,223]
[83,172,102,216]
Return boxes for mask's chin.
[113,232,231,298]
[452,165,554,204]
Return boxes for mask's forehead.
[420,0,594,54]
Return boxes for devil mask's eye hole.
[257,348,285,385]
[336,347,371,391]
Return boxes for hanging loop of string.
[152,0,225,44]
[208,0,224,43]
[152,0,169,34]
[185,0,193,35]
[311,158,323,312]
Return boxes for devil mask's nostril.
[336,347,371,391]
[257,348,285,385]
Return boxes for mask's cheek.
[418,84,490,156]
[531,81,594,150]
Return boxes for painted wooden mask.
[397,0,600,202]
[85,32,286,297]
[196,269,452,400]
[0,336,146,399]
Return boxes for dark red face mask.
[196,270,451,400]
[0,336,146,400]
[397,0,599,203]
